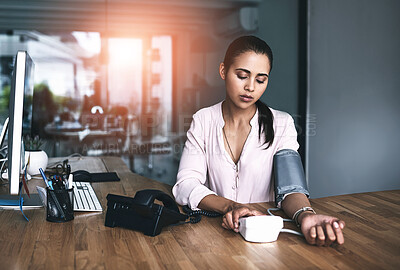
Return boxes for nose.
[244,79,255,92]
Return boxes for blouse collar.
[217,101,259,128]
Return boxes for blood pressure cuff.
[273,149,309,207]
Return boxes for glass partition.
[0,31,173,157]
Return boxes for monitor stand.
[0,167,43,208]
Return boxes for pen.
[39,168,66,219]
[39,168,51,189]
[67,174,73,190]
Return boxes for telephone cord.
[182,205,221,224]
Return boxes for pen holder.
[46,187,74,222]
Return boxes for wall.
[195,0,300,122]
[256,0,299,117]
[307,0,400,197]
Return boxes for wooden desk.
[0,157,399,269]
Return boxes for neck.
[222,100,257,127]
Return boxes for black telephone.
[105,189,220,236]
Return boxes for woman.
[173,36,345,246]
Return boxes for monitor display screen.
[22,55,34,136]
[0,53,33,145]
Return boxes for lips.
[239,95,254,102]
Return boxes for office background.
[0,0,399,198]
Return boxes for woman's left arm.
[281,193,345,246]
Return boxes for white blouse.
[172,101,299,209]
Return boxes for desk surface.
[0,157,399,270]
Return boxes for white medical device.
[238,215,303,243]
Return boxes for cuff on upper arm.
[276,192,307,208]
[275,185,310,207]
[274,149,310,208]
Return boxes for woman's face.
[220,51,270,110]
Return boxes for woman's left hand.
[299,213,345,246]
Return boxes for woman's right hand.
[197,195,264,232]
[221,204,264,232]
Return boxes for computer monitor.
[7,51,34,195]
[0,51,42,208]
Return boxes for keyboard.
[72,181,102,212]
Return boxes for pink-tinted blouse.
[172,102,299,209]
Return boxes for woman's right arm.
[172,113,216,209]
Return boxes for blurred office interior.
[0,0,399,196]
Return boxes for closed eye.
[256,75,268,84]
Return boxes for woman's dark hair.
[223,35,274,148]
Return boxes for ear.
[219,63,226,80]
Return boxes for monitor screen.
[7,51,34,195]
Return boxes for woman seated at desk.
[173,36,345,246]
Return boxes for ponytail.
[255,100,274,149]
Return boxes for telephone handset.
[131,189,182,216]
[105,189,220,236]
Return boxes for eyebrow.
[235,68,269,77]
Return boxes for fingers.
[221,207,262,232]
[222,212,235,231]
[305,225,331,246]
[321,221,345,246]
[307,226,317,245]
[301,214,345,246]
[333,221,345,244]
[305,221,345,246]
[221,220,229,230]
[339,220,346,229]
[324,222,336,246]
[316,225,325,246]
[250,209,264,216]
[231,208,250,232]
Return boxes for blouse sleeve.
[172,113,216,209]
[276,113,299,152]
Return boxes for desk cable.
[267,208,303,237]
